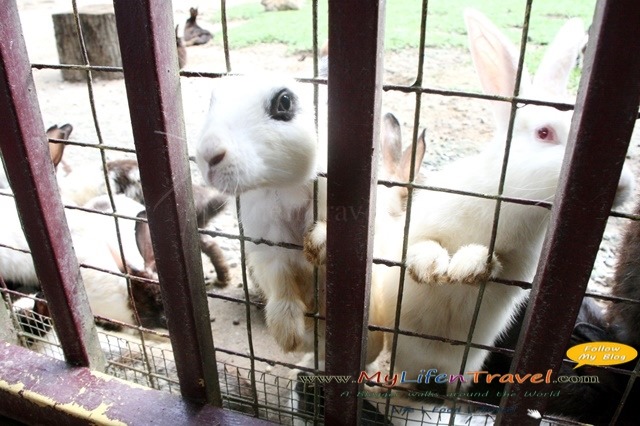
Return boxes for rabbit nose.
[208,151,226,167]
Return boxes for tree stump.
[52,4,122,82]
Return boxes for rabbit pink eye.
[536,126,557,144]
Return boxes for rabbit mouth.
[204,167,249,196]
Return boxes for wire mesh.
[1,0,639,425]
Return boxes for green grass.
[207,0,595,74]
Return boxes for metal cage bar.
[324,0,385,424]
[111,0,221,405]
[1,0,639,424]
[0,0,104,370]
[497,0,640,423]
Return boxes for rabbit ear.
[399,129,426,183]
[58,123,73,140]
[134,210,156,272]
[381,112,402,176]
[45,124,70,169]
[533,18,585,96]
[47,141,65,169]
[465,9,531,130]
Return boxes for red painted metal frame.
[111,0,221,406]
[324,1,385,424]
[0,0,103,369]
[1,0,639,424]
[497,1,640,424]
[0,343,270,426]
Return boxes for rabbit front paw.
[406,240,450,284]
[266,299,306,352]
[303,221,326,266]
[447,244,502,285]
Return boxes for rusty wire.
[68,0,155,386]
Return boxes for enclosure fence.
[1,0,640,425]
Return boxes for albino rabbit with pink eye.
[301,112,426,372]
[376,9,635,391]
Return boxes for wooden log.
[52,4,122,81]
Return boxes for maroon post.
[0,0,103,369]
[112,1,221,405]
[325,1,386,424]
[497,1,640,424]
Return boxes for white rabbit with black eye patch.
[196,74,328,354]
[196,75,389,365]
[376,9,635,391]
[197,75,319,196]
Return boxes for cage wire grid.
[0,0,639,425]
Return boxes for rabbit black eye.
[279,94,291,111]
[269,89,297,122]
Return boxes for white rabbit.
[290,114,426,423]
[60,158,232,286]
[196,74,331,354]
[0,190,137,324]
[376,9,635,390]
[0,190,45,286]
[57,158,143,207]
[195,74,421,362]
[303,112,426,364]
[0,191,166,329]
[81,193,148,272]
[67,194,167,330]
[0,160,6,189]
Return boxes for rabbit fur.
[0,191,165,329]
[183,7,213,47]
[196,74,424,361]
[57,158,143,207]
[374,9,635,390]
[471,197,640,425]
[0,123,72,190]
[302,111,426,363]
[608,197,640,349]
[56,156,231,286]
[196,74,331,354]
[2,129,229,328]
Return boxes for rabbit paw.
[406,240,450,284]
[266,299,306,352]
[303,221,326,266]
[447,244,502,285]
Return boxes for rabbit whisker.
[153,130,188,144]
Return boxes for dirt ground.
[12,0,640,422]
